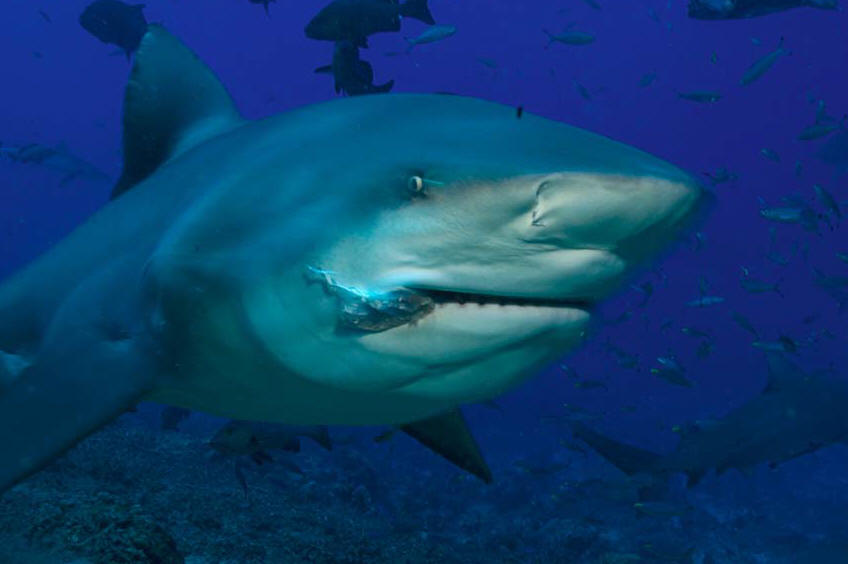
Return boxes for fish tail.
[572,422,663,477]
[400,0,435,25]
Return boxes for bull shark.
[0,25,703,492]
[574,354,848,488]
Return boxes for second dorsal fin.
[112,24,243,199]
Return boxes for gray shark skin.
[0,25,703,492]
[688,0,837,20]
[575,354,848,487]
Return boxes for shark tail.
[572,422,662,476]
[400,0,435,25]
[572,422,700,495]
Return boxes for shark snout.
[525,171,704,259]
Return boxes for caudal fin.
[572,422,662,476]
[401,0,435,25]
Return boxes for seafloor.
[1,411,846,564]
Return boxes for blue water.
[1,1,847,563]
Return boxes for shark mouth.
[413,288,594,310]
[306,266,593,334]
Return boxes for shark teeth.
[413,288,593,310]
[305,266,435,333]
[305,266,593,334]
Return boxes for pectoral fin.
[400,408,492,483]
[0,262,157,493]
[0,337,154,492]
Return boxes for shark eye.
[408,175,425,195]
[407,175,444,198]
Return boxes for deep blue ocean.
[1,1,847,563]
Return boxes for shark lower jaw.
[355,287,593,368]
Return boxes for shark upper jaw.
[316,169,704,371]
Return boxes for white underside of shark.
[0,26,704,491]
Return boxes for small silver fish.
[752,335,798,353]
[740,275,782,296]
[740,37,788,86]
[651,356,693,387]
[677,90,721,103]
[703,166,737,185]
[687,295,725,307]
[760,148,781,162]
[681,326,711,339]
[544,29,596,47]
[814,184,841,219]
[405,24,456,52]
[732,311,759,338]
[638,72,657,88]
[798,122,840,141]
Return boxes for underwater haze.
[1,1,847,563]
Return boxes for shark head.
[230,95,705,420]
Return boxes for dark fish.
[703,166,737,185]
[677,90,721,103]
[740,275,782,296]
[760,147,781,162]
[210,420,332,463]
[248,0,275,15]
[732,311,759,338]
[633,501,692,518]
[160,406,190,431]
[315,41,394,97]
[79,0,148,58]
[638,72,657,88]
[38,9,51,23]
[574,379,608,391]
[688,0,838,20]
[374,428,397,443]
[651,356,693,387]
[798,122,841,141]
[305,0,435,48]
[814,184,841,219]
[818,130,848,173]
[543,29,596,47]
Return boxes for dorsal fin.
[112,24,243,199]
